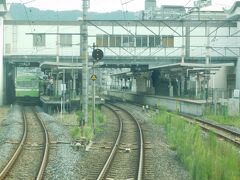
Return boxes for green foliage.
[152,109,240,180]
[70,126,94,140]
[10,3,137,21]
[72,106,107,140]
[206,114,240,128]
[70,126,81,140]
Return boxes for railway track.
[113,102,156,179]
[0,106,49,179]
[96,103,144,180]
[124,101,240,147]
[180,113,240,147]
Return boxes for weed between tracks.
[70,107,106,141]
[152,109,240,180]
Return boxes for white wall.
[209,67,227,89]
[4,23,81,56]
[3,21,238,58]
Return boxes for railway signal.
[92,48,103,61]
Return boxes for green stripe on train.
[16,90,39,97]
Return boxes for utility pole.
[81,0,89,124]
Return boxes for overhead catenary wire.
[184,0,193,7]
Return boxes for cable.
[184,0,192,7]
[122,0,134,5]
[22,0,37,5]
[120,0,127,20]
[19,0,35,32]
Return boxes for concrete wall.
[136,76,147,93]
[108,90,204,116]
[0,17,3,105]
[209,66,227,89]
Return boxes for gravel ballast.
[0,104,190,179]
[0,105,23,171]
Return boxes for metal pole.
[181,22,185,63]
[206,26,210,64]
[81,0,89,123]
[56,19,59,97]
[63,69,65,113]
[92,63,95,134]
[0,17,3,105]
[56,21,59,63]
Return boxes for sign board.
[233,89,240,98]
[61,83,66,92]
[91,74,97,81]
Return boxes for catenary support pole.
[0,17,4,105]
[81,0,89,123]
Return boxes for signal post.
[91,47,103,134]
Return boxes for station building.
[1,0,240,110]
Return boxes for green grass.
[206,114,240,128]
[152,109,240,180]
[70,106,107,141]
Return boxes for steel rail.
[179,113,240,147]
[34,108,50,180]
[108,103,144,180]
[97,104,123,180]
[0,108,27,179]
[0,107,50,179]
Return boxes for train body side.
[15,74,40,102]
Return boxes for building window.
[123,35,129,46]
[149,35,161,47]
[136,36,142,47]
[136,35,148,47]
[123,35,134,47]
[33,34,45,47]
[115,35,121,47]
[142,36,148,47]
[162,35,174,47]
[60,34,72,47]
[155,35,161,47]
[102,35,108,47]
[110,35,116,47]
[96,35,103,47]
[149,35,155,47]
[96,35,108,47]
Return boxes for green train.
[15,73,40,103]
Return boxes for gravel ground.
[35,107,83,180]
[0,104,190,179]
[0,105,23,172]
[0,106,10,124]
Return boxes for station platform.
[107,90,208,116]
[40,96,73,114]
[40,95,105,114]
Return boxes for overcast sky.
[8,0,237,12]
